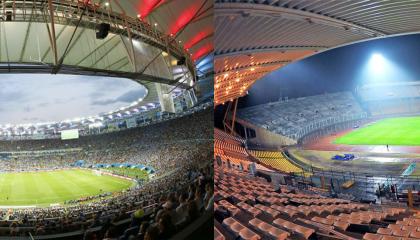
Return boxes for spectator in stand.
[0,108,213,239]
[157,212,175,239]
[144,225,159,240]
[175,193,188,223]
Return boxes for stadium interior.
[0,0,213,240]
[214,1,420,240]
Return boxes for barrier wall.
[235,118,296,148]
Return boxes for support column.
[156,83,176,113]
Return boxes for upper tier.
[237,92,367,140]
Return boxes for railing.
[297,117,369,145]
[0,0,194,72]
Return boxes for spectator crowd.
[0,108,213,239]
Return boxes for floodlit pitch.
[0,169,135,207]
[334,116,420,146]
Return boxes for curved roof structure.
[98,0,214,75]
[0,0,213,82]
[214,0,420,105]
[0,0,213,137]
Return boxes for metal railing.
[0,0,195,77]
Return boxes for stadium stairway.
[214,164,420,240]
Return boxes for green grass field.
[334,116,420,146]
[0,169,135,207]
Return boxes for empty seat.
[219,200,240,215]
[222,217,235,226]
[222,217,260,239]
[388,224,402,231]
[268,227,289,240]
[363,233,383,240]
[410,231,420,238]
[380,235,401,240]
[396,220,408,226]
[231,222,245,235]
[249,218,289,240]
[273,218,314,239]
[249,218,264,226]
[254,204,281,218]
[239,227,261,240]
[333,220,350,231]
[377,228,392,235]
[401,225,416,231]
[392,229,409,237]
[311,216,334,226]
[214,226,225,240]
[237,202,262,217]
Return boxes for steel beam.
[0,63,190,88]
[0,0,194,77]
[215,2,387,36]
[215,46,325,58]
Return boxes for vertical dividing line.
[47,0,58,65]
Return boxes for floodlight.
[370,53,385,73]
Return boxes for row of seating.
[214,139,248,156]
[214,128,251,171]
[249,150,282,159]
[214,162,417,240]
[214,129,275,173]
[249,149,304,173]
[364,216,420,239]
[237,91,367,140]
[214,128,246,145]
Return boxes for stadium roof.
[0,0,213,126]
[0,0,213,81]
[214,0,420,105]
[98,0,214,75]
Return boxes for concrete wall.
[236,118,296,149]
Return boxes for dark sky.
[239,33,420,108]
[215,33,420,127]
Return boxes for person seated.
[175,193,189,224]
[144,225,159,240]
[157,212,175,239]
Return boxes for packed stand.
[0,109,213,175]
[0,108,213,238]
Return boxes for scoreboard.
[61,129,79,140]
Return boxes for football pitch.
[334,116,420,146]
[0,169,135,207]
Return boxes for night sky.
[240,33,420,107]
[215,33,420,127]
